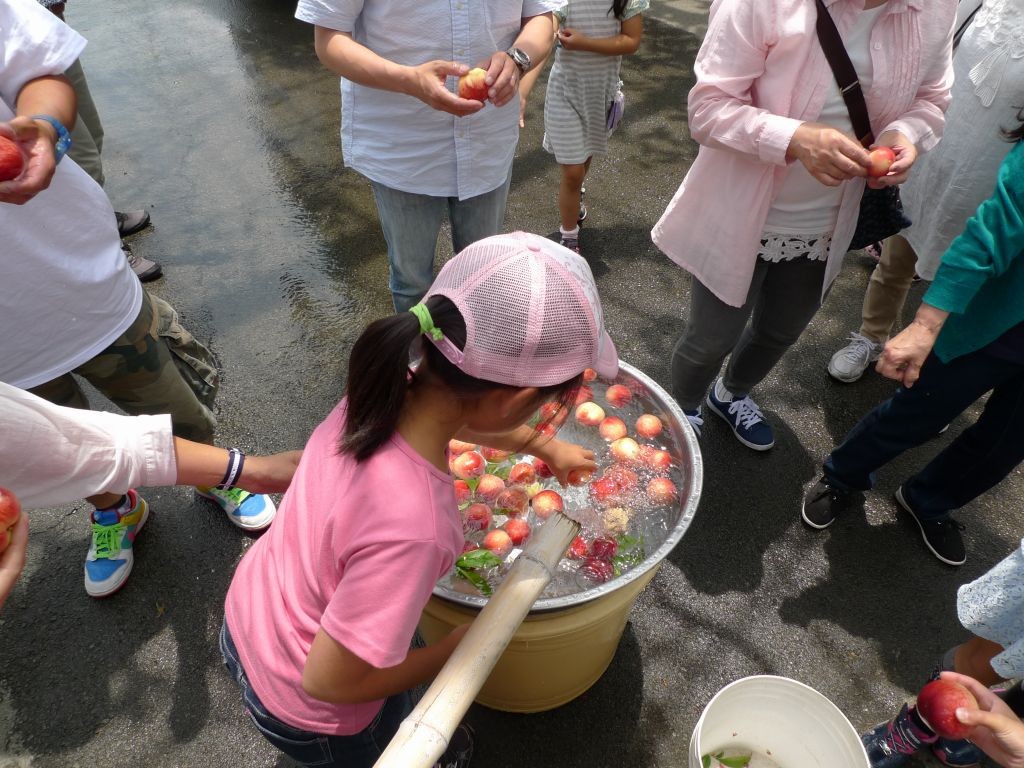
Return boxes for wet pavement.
[2,1,1021,766]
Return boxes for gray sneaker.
[123,243,162,282]
[115,209,151,237]
[828,332,883,383]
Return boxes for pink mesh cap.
[423,231,618,388]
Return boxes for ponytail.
[609,0,628,20]
[341,296,584,461]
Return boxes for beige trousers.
[859,234,919,343]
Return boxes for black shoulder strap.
[814,0,875,147]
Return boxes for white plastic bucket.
[689,676,869,768]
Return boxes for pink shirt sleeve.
[687,0,801,167]
[320,537,450,669]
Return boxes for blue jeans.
[824,348,1024,520]
[370,174,512,312]
[219,620,413,768]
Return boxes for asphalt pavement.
[1,1,1021,766]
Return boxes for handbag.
[606,82,625,133]
[814,0,912,251]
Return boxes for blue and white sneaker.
[84,489,149,598]
[706,377,775,451]
[196,487,276,531]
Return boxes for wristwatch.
[505,46,531,74]
[29,114,72,164]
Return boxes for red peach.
[867,146,897,178]
[646,477,678,506]
[482,529,513,557]
[605,384,632,408]
[533,458,554,479]
[582,368,598,382]
[605,464,639,491]
[572,384,594,406]
[503,518,531,546]
[645,448,674,473]
[917,680,978,740]
[448,439,478,455]
[539,401,569,427]
[567,468,594,486]
[480,446,513,463]
[567,536,590,560]
[590,536,619,561]
[476,474,505,502]
[534,422,558,439]
[461,540,478,554]
[531,489,564,520]
[495,487,529,517]
[580,557,613,583]
[0,137,24,183]
[463,503,492,532]
[453,479,471,503]
[609,437,642,464]
[0,487,20,554]
[457,67,490,102]
[599,416,628,442]
[635,414,663,439]
[589,477,621,506]
[508,462,536,486]
[451,450,486,480]
[575,401,606,426]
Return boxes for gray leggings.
[671,258,828,411]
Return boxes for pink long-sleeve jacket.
[652,0,956,307]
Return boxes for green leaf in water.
[717,755,752,768]
[702,756,711,768]
[455,567,492,596]
[456,549,502,571]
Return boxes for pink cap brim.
[595,330,619,380]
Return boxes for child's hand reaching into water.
[532,438,596,487]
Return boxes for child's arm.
[454,425,596,485]
[557,14,643,57]
[302,624,469,704]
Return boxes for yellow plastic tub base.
[419,565,659,713]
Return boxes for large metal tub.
[419,360,703,712]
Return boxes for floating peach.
[481,446,513,463]
[495,487,529,517]
[605,384,632,408]
[503,518,531,546]
[482,529,513,557]
[453,479,471,503]
[567,468,594,486]
[463,503,492,532]
[646,477,677,506]
[575,401,605,426]
[635,414,663,439]
[531,489,564,519]
[451,450,486,480]
[476,474,505,502]
[508,462,536,485]
[609,437,642,464]
[599,416,628,442]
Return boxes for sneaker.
[861,704,937,768]
[865,241,883,263]
[434,724,474,768]
[115,209,151,237]
[196,486,276,531]
[801,477,853,529]
[706,378,774,450]
[931,738,982,767]
[123,242,163,282]
[578,186,587,224]
[895,486,966,565]
[84,489,149,598]
[828,332,884,383]
[560,235,581,255]
[684,407,703,438]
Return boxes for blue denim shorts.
[219,618,413,768]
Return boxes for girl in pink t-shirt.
[222,232,619,768]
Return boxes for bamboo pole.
[374,511,581,768]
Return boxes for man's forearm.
[513,13,556,72]
[313,27,415,94]
[16,75,76,134]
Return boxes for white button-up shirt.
[296,0,559,200]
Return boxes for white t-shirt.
[0,381,177,509]
[763,4,886,235]
[0,0,142,389]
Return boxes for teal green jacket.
[924,140,1024,362]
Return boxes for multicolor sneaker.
[84,489,149,598]
[684,407,703,438]
[861,703,937,768]
[559,235,581,255]
[931,738,982,768]
[196,486,276,531]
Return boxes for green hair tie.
[409,303,444,341]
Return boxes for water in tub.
[442,375,687,600]
[703,749,784,768]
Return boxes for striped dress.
[542,0,648,164]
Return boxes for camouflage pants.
[29,291,219,442]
